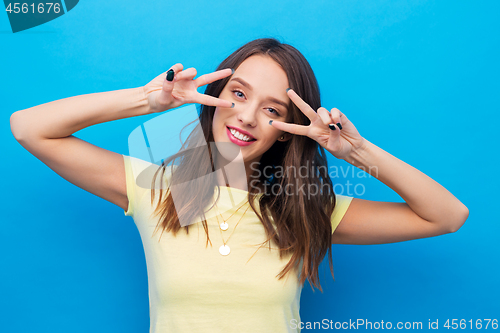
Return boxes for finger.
[194,68,234,87]
[286,89,317,121]
[269,120,309,136]
[196,93,233,108]
[162,64,184,94]
[317,107,333,127]
[339,110,349,124]
[174,67,198,82]
[165,63,183,80]
[329,108,343,129]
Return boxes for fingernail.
[286,88,291,92]
[231,68,235,74]
[269,120,273,125]
[329,124,336,130]
[231,102,235,108]
[336,122,342,130]
[166,69,174,82]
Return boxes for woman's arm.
[346,139,468,229]
[331,138,469,245]
[11,87,150,141]
[271,89,469,245]
[10,65,233,212]
[10,87,149,211]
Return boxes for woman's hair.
[150,38,337,292]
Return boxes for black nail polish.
[269,120,273,125]
[329,124,336,130]
[286,88,291,92]
[336,122,342,130]
[166,69,174,82]
[231,103,235,108]
[231,68,235,74]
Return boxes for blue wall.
[2,0,498,331]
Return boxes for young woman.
[10,38,468,333]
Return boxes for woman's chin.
[212,141,245,164]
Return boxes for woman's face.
[212,54,291,168]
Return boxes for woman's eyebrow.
[230,77,289,109]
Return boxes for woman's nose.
[236,105,258,127]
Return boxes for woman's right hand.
[143,63,234,113]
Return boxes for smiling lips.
[226,126,257,146]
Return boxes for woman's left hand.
[270,89,365,160]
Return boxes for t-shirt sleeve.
[122,155,174,218]
[331,194,354,234]
[122,155,158,217]
[123,155,136,217]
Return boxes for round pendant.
[220,222,229,231]
[219,244,230,256]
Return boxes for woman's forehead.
[236,54,285,76]
[231,55,289,95]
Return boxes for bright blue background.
[2,1,499,332]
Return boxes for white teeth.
[229,128,253,142]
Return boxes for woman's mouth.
[226,126,257,146]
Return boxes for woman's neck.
[214,154,261,192]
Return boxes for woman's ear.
[279,132,292,142]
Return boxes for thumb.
[161,70,174,96]
[162,68,176,93]
[162,64,183,94]
[155,64,183,109]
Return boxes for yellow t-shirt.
[123,155,353,333]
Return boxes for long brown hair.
[150,38,337,292]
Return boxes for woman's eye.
[267,108,280,116]
[231,89,280,116]
[232,90,245,98]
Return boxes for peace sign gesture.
[143,63,234,113]
[270,89,365,160]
